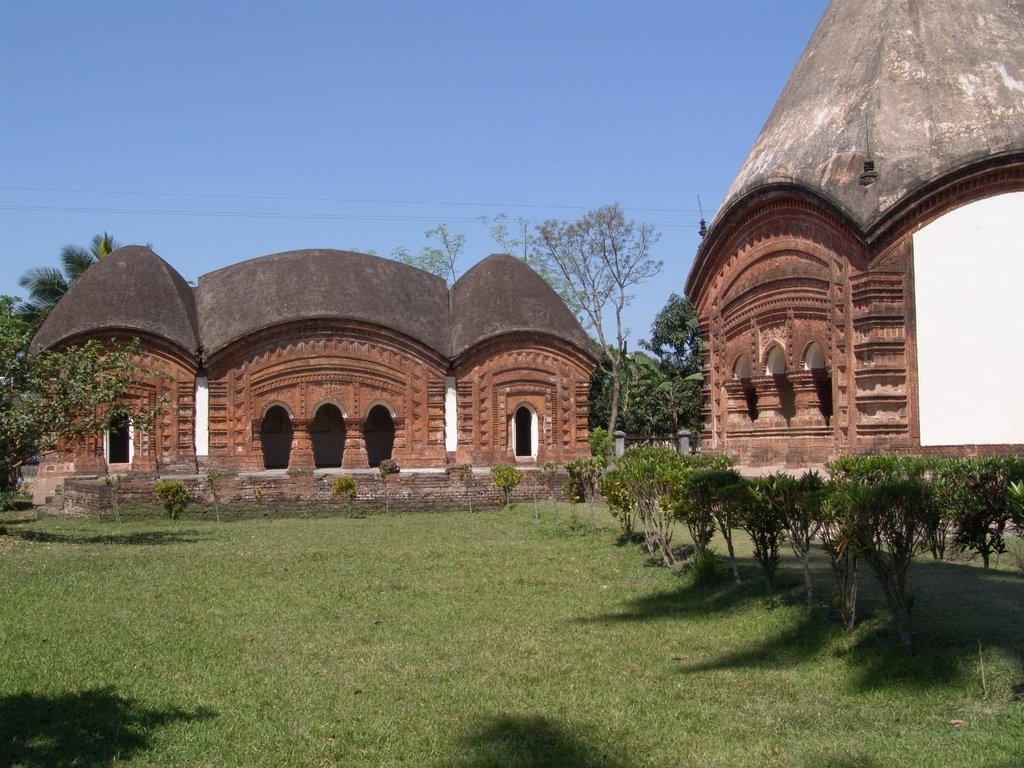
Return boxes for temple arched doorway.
[311,403,346,468]
[364,404,395,467]
[260,405,293,469]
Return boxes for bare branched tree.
[534,204,661,434]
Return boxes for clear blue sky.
[0,0,828,345]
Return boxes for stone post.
[676,430,691,456]
[613,430,626,458]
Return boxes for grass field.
[1,503,1022,767]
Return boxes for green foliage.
[683,468,744,582]
[153,480,190,520]
[600,469,638,540]
[736,478,785,595]
[588,427,614,467]
[641,292,704,435]
[0,488,30,512]
[749,471,824,609]
[828,477,937,646]
[688,547,720,587]
[0,296,167,491]
[936,456,1024,568]
[491,465,523,507]
[331,475,358,502]
[378,459,400,477]
[610,446,685,565]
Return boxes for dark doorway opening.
[514,406,533,458]
[108,414,131,464]
[364,405,395,467]
[260,406,293,469]
[311,404,346,468]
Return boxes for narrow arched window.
[804,342,826,370]
[765,346,787,375]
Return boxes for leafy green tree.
[837,478,937,647]
[0,297,164,491]
[641,293,704,435]
[154,480,190,519]
[749,471,824,611]
[534,204,662,434]
[589,351,672,436]
[939,456,1024,568]
[685,468,745,584]
[737,479,786,595]
[16,233,120,324]
[491,465,523,508]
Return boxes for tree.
[641,293,704,435]
[16,233,120,325]
[534,204,662,434]
[393,224,464,285]
[0,296,162,491]
[589,350,673,436]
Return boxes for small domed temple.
[686,0,1024,466]
[31,249,596,478]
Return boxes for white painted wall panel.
[195,376,209,456]
[913,192,1024,445]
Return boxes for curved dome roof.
[450,254,593,358]
[196,249,450,357]
[30,246,199,356]
[716,0,1024,232]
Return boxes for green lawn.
[1,504,1021,767]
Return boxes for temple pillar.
[288,419,315,471]
[342,421,368,468]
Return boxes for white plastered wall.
[913,191,1024,445]
[195,376,209,456]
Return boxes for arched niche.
[803,342,826,370]
[733,356,753,379]
[260,405,293,469]
[311,403,346,469]
[765,346,787,375]
[364,404,395,467]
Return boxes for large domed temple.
[32,249,596,476]
[686,0,1024,466]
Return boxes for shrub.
[601,469,638,540]
[154,480,190,519]
[491,465,523,508]
[206,470,224,522]
[689,547,720,587]
[332,475,358,514]
[829,477,935,646]
[937,456,1024,568]
[613,446,685,566]
[588,427,614,467]
[738,478,786,596]
[378,459,400,513]
[684,468,744,583]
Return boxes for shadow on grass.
[9,529,203,546]
[0,686,216,767]
[457,714,634,768]
[585,549,1024,694]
